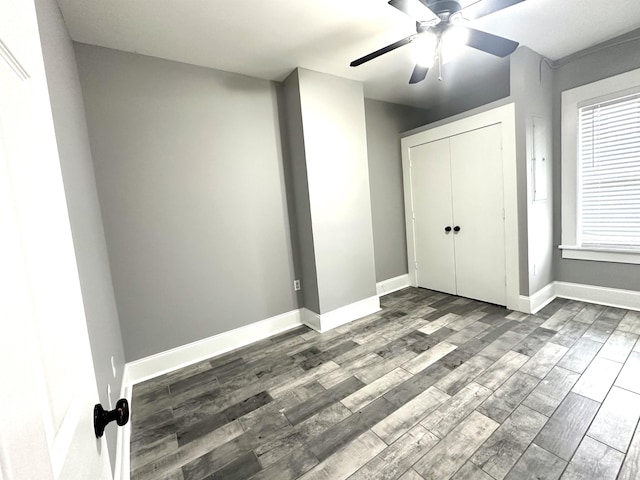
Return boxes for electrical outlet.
[294,279,301,291]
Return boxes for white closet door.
[410,138,456,294]
[450,123,506,305]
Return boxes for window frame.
[561,67,640,265]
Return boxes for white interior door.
[450,123,506,305]
[0,1,112,478]
[410,138,457,294]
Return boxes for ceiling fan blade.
[409,64,429,84]
[464,27,519,57]
[350,35,416,67]
[388,0,440,23]
[460,0,526,20]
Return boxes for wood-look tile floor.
[130,287,640,480]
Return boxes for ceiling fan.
[351,0,524,84]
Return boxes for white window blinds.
[578,93,640,249]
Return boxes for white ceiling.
[57,0,640,108]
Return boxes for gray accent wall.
[553,30,640,291]
[364,99,430,282]
[34,0,125,469]
[75,44,299,361]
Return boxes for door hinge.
[502,208,505,219]
[415,262,419,271]
[412,211,415,220]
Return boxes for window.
[579,93,640,248]
[561,68,640,264]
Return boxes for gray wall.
[280,73,320,312]
[75,44,298,361]
[34,0,126,469]
[510,47,554,295]
[364,99,430,282]
[553,30,640,291]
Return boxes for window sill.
[559,245,640,265]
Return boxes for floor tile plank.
[421,382,492,438]
[475,350,529,390]
[348,425,439,480]
[619,422,640,480]
[556,337,602,374]
[470,404,547,480]
[615,350,640,394]
[341,367,412,412]
[587,386,640,453]
[560,436,624,480]
[413,411,499,480]
[533,392,600,461]
[477,371,540,423]
[571,356,622,402]
[597,330,638,363]
[402,341,458,375]
[298,430,386,480]
[522,366,580,417]
[504,443,566,480]
[518,342,568,379]
[372,386,450,444]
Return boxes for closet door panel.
[410,139,456,294]
[450,123,506,305]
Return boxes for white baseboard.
[519,281,640,315]
[376,274,410,296]
[301,308,321,331]
[519,282,556,314]
[302,296,381,333]
[554,281,640,311]
[126,309,303,385]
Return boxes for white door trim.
[401,103,520,310]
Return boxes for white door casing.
[402,103,519,311]
[0,0,112,478]
[410,138,457,294]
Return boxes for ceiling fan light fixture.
[448,11,468,25]
[442,25,468,63]
[412,32,437,67]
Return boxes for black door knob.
[453,226,461,232]
[444,226,452,233]
[94,399,129,438]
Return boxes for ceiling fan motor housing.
[424,0,462,20]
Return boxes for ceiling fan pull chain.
[437,37,443,81]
